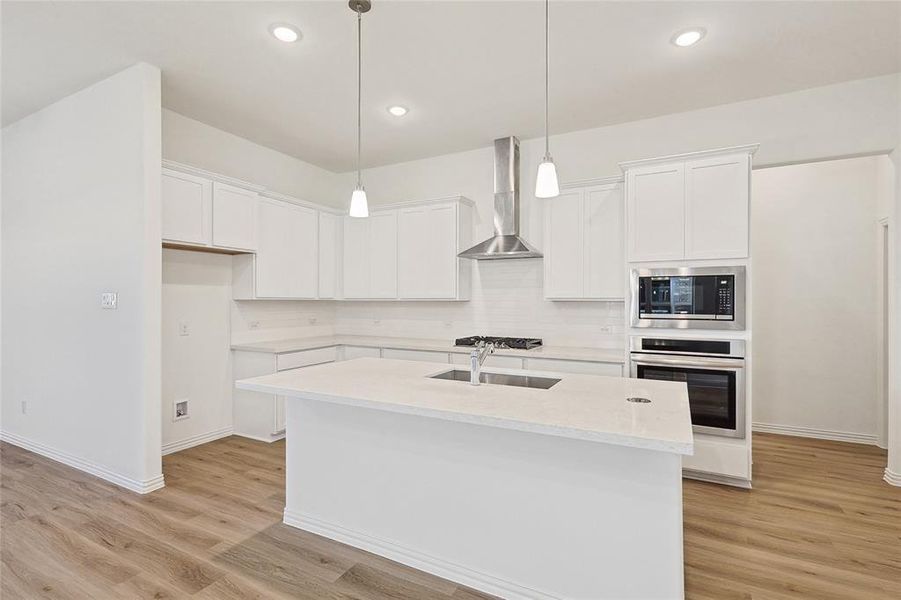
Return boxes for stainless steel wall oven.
[630,336,746,438]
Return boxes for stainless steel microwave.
[630,266,746,330]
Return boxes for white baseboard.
[0,430,165,494]
[232,431,285,444]
[682,468,752,489]
[162,426,234,455]
[752,422,878,445]
[885,468,901,487]
[283,509,560,600]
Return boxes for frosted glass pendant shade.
[349,186,369,218]
[535,156,560,198]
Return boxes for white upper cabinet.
[369,212,398,298]
[161,168,212,246]
[343,210,397,299]
[684,153,750,259]
[584,184,625,298]
[397,200,471,300]
[623,146,755,262]
[317,212,340,299]
[626,164,685,262]
[342,215,371,299]
[544,190,584,299]
[254,198,318,299]
[544,180,623,300]
[212,182,258,251]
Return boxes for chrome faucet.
[469,341,495,385]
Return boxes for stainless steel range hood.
[458,136,542,260]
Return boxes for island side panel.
[284,398,684,600]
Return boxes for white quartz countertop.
[230,335,625,364]
[236,358,693,455]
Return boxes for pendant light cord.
[544,0,549,157]
[356,6,363,187]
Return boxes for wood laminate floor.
[1,433,898,599]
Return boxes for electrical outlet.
[178,320,190,336]
[249,320,261,330]
[174,400,189,421]
[100,292,118,309]
[308,317,318,325]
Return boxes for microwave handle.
[631,354,744,370]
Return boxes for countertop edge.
[235,380,693,456]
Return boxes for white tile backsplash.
[230,260,624,349]
[335,260,624,348]
[231,300,337,343]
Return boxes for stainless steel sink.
[429,369,560,389]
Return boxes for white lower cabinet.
[449,353,524,369]
[525,358,623,377]
[544,179,624,300]
[380,348,450,363]
[233,348,337,441]
[340,346,382,360]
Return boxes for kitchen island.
[236,357,693,600]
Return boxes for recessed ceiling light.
[387,105,408,117]
[269,23,301,43]
[672,28,705,47]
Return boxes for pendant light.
[348,0,371,217]
[534,0,559,199]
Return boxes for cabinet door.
[256,200,317,298]
[369,212,398,298]
[685,153,750,259]
[342,216,370,298]
[398,204,458,299]
[584,184,624,299]
[161,169,211,245]
[287,205,319,298]
[318,212,339,299]
[627,163,685,262]
[397,207,430,298]
[544,190,584,298]
[212,182,257,251]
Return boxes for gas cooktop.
[454,336,543,350]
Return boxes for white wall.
[888,66,901,483]
[352,74,899,250]
[161,249,234,453]
[162,109,344,206]
[751,156,886,442]
[1,64,163,492]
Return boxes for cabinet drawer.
[276,347,337,371]
[450,353,524,369]
[381,348,450,363]
[342,346,382,360]
[524,358,622,377]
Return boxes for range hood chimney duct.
[458,136,542,260]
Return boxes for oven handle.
[630,354,744,370]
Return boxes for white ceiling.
[3,1,899,171]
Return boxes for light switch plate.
[178,320,190,336]
[101,292,118,309]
